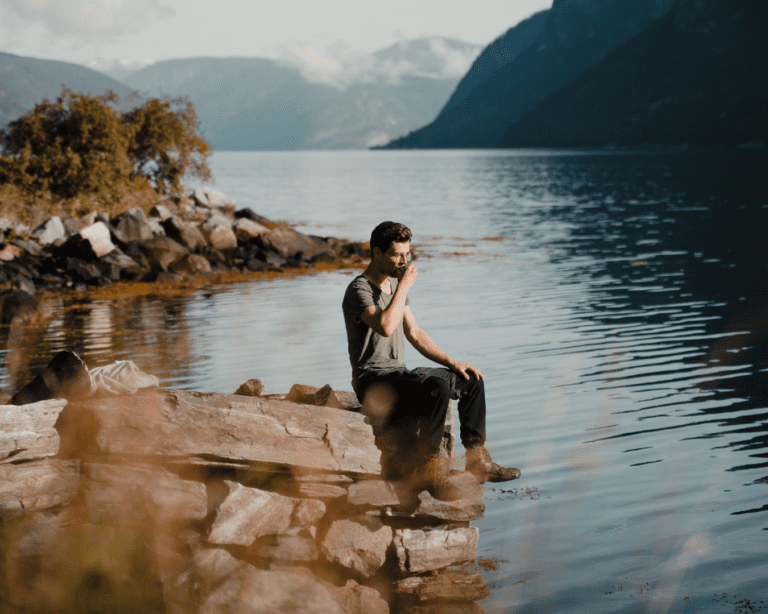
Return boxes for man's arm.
[403,307,483,380]
[360,265,417,337]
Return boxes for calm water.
[3,149,768,612]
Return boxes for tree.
[0,89,211,205]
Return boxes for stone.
[235,207,270,225]
[393,570,490,602]
[31,216,66,245]
[233,218,269,239]
[200,218,237,251]
[137,237,188,271]
[11,351,92,405]
[111,207,155,244]
[329,579,390,614]
[282,481,348,500]
[234,379,265,397]
[286,383,320,404]
[65,389,381,474]
[0,399,67,463]
[251,535,318,562]
[161,217,208,250]
[0,245,19,261]
[194,547,342,614]
[169,253,213,275]
[99,248,142,279]
[0,289,40,325]
[11,239,42,256]
[208,481,325,547]
[150,204,173,220]
[83,462,208,524]
[0,459,80,518]
[77,221,116,258]
[393,526,478,573]
[146,218,165,236]
[192,187,236,216]
[399,604,485,614]
[257,226,334,260]
[320,516,392,578]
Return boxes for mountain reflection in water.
[2,149,767,612]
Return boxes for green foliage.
[0,88,211,206]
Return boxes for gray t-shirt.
[342,275,409,391]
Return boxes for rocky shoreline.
[0,187,368,324]
[1,352,491,613]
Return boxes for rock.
[200,218,237,251]
[320,516,392,578]
[146,218,165,237]
[161,217,208,250]
[235,208,270,225]
[150,204,173,220]
[99,248,142,280]
[137,237,188,271]
[0,289,40,325]
[234,379,266,397]
[169,253,213,275]
[30,216,64,244]
[209,481,325,547]
[329,579,390,614]
[393,526,478,573]
[194,547,342,614]
[233,218,269,239]
[77,221,116,258]
[0,399,68,463]
[393,570,490,602]
[251,535,318,563]
[257,226,334,260]
[83,462,208,524]
[287,383,321,404]
[0,245,20,261]
[399,604,485,614]
[192,187,236,216]
[281,480,348,500]
[0,459,80,518]
[64,390,382,474]
[110,208,155,244]
[10,351,92,405]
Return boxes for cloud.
[1,0,174,39]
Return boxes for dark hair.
[370,221,411,255]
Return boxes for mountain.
[381,0,676,149]
[0,52,134,127]
[120,37,481,150]
[497,0,768,148]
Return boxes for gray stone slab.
[0,399,68,463]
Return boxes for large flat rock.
[394,569,490,602]
[67,389,381,475]
[0,399,68,463]
[394,526,478,574]
[0,459,80,517]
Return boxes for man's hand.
[396,263,418,289]
[450,361,483,380]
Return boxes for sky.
[0,0,553,70]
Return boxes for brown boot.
[466,445,520,483]
[409,455,462,502]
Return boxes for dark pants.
[356,367,486,462]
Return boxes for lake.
[3,149,767,612]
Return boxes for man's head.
[370,221,412,277]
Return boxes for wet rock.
[233,379,266,397]
[233,218,269,239]
[0,398,68,462]
[393,570,490,603]
[169,253,213,276]
[111,208,154,244]
[0,289,40,325]
[83,462,208,524]
[328,579,390,614]
[393,526,478,573]
[0,459,80,518]
[161,216,208,250]
[192,187,236,216]
[251,534,318,563]
[208,481,325,547]
[10,351,92,405]
[137,237,188,271]
[257,226,334,260]
[320,516,392,578]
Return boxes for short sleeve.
[343,278,376,319]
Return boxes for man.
[342,221,520,499]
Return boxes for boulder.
[233,218,269,239]
[234,379,266,397]
[320,516,392,578]
[11,239,42,256]
[99,249,143,280]
[0,289,40,325]
[200,218,237,251]
[209,481,325,547]
[31,216,65,245]
[10,351,92,405]
[137,237,188,271]
[393,526,478,573]
[192,187,236,216]
[235,208,270,225]
[0,459,80,518]
[64,390,382,474]
[149,204,173,220]
[83,462,208,524]
[393,570,490,603]
[0,245,20,261]
[56,222,116,260]
[161,217,208,250]
[169,253,213,276]
[110,207,154,244]
[0,399,68,463]
[257,226,334,260]
[328,579,390,614]
[251,535,318,563]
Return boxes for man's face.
[377,241,411,276]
